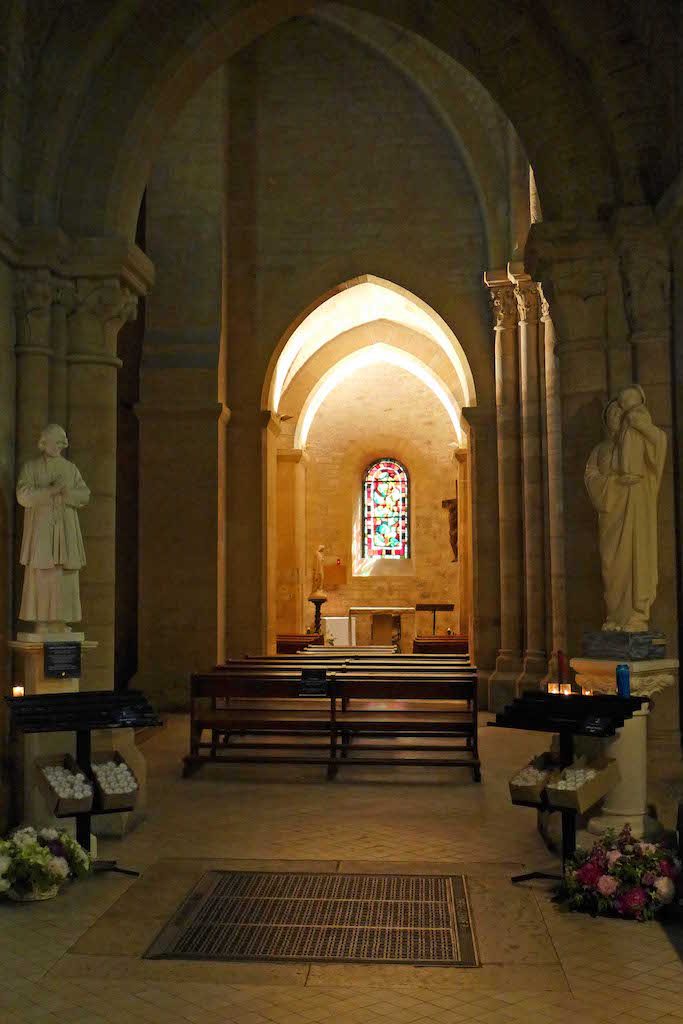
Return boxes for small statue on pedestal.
[16,424,90,637]
[309,543,327,599]
[308,544,327,634]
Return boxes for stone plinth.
[571,656,681,832]
[8,639,96,833]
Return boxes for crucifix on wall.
[442,487,458,563]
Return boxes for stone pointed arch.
[34,0,618,240]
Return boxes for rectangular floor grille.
[145,871,479,967]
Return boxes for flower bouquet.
[0,826,92,902]
[559,825,682,920]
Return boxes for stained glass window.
[363,459,409,559]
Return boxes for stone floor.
[1,714,682,1024]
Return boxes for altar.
[347,606,416,649]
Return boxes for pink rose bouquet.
[559,825,681,920]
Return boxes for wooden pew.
[183,672,335,776]
[330,671,479,781]
[276,633,323,654]
[413,635,469,655]
[183,660,480,781]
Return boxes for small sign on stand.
[299,668,328,697]
[44,641,81,679]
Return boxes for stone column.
[540,291,568,663]
[50,278,73,425]
[460,406,499,708]
[484,272,523,710]
[66,279,137,689]
[454,448,471,639]
[14,270,53,468]
[525,224,611,655]
[276,447,308,634]
[511,270,547,684]
[225,407,279,658]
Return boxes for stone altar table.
[347,606,416,648]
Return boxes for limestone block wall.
[136,70,224,707]
[300,365,460,646]
[226,14,496,656]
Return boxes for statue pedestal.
[8,638,98,841]
[571,656,680,835]
[308,596,327,635]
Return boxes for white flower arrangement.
[0,825,92,899]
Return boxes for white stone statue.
[310,543,326,599]
[17,424,90,634]
[585,386,667,632]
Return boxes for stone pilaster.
[540,289,568,664]
[511,269,547,685]
[66,279,137,689]
[484,271,523,710]
[14,269,53,469]
[525,223,611,655]
[276,447,309,634]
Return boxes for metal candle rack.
[490,690,648,884]
[6,690,162,877]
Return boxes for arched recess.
[262,275,476,414]
[32,0,621,241]
[256,276,485,660]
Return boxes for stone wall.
[225,14,495,658]
[299,365,461,646]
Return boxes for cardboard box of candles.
[35,753,94,817]
[91,750,139,811]
[545,755,620,814]
[509,753,561,806]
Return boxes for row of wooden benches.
[184,653,480,781]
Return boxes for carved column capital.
[489,283,518,329]
[539,284,551,322]
[67,278,138,364]
[14,269,55,354]
[514,281,540,324]
[15,268,54,317]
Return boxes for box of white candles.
[509,753,561,806]
[545,755,620,813]
[35,754,94,817]
[91,750,139,811]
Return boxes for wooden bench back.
[333,673,476,701]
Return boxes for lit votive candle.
[583,688,593,696]
[547,683,560,695]
[560,684,572,696]
[12,684,24,698]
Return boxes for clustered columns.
[485,271,524,709]
[12,243,151,690]
[66,279,138,687]
[485,267,550,710]
[512,270,547,685]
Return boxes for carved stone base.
[488,649,523,712]
[581,630,666,660]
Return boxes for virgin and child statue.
[16,424,90,634]
[585,385,667,633]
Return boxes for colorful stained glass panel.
[363,459,409,559]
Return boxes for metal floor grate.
[145,871,479,966]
